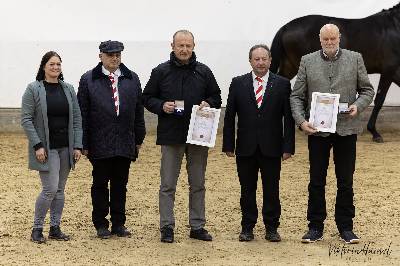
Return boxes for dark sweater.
[44,81,69,149]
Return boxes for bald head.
[319,24,340,58]
[320,24,340,36]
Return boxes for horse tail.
[270,25,286,74]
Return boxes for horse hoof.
[372,136,384,143]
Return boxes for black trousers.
[90,156,131,229]
[307,134,357,232]
[236,148,281,230]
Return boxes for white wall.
[0,0,399,107]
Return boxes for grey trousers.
[159,144,209,230]
[33,148,70,229]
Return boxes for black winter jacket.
[77,63,146,160]
[143,52,221,145]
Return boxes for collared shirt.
[321,48,341,61]
[252,71,269,98]
[102,66,121,89]
[102,66,121,114]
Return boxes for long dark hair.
[35,51,64,81]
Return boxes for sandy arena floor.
[0,131,399,265]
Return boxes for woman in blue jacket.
[21,51,83,243]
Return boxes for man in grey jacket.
[290,24,374,244]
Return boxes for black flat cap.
[99,40,124,53]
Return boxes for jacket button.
[257,114,261,118]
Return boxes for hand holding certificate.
[186,105,221,147]
[309,92,340,133]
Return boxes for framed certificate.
[186,105,221,147]
[309,92,340,133]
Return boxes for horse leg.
[367,76,392,143]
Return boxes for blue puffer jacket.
[77,63,146,160]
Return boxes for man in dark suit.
[77,40,146,239]
[223,44,295,242]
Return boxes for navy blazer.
[222,72,295,157]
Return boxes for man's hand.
[282,153,292,161]
[225,152,235,157]
[163,101,175,114]
[82,149,89,156]
[348,104,358,117]
[300,121,318,135]
[199,101,210,110]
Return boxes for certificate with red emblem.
[186,105,221,147]
[309,92,340,133]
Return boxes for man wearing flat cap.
[77,40,146,239]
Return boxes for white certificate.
[186,105,221,147]
[309,92,340,133]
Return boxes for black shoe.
[340,231,360,244]
[301,229,323,243]
[111,226,132,237]
[31,228,46,244]
[265,229,281,242]
[96,227,111,239]
[49,226,70,241]
[160,227,174,243]
[239,229,254,242]
[190,228,213,241]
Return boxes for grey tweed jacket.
[21,80,83,171]
[290,49,375,136]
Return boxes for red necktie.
[255,77,264,108]
[108,73,119,115]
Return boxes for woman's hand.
[35,148,47,163]
[73,149,82,163]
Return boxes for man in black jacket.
[223,44,295,242]
[77,40,146,239]
[143,30,221,243]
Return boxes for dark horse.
[270,3,400,142]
